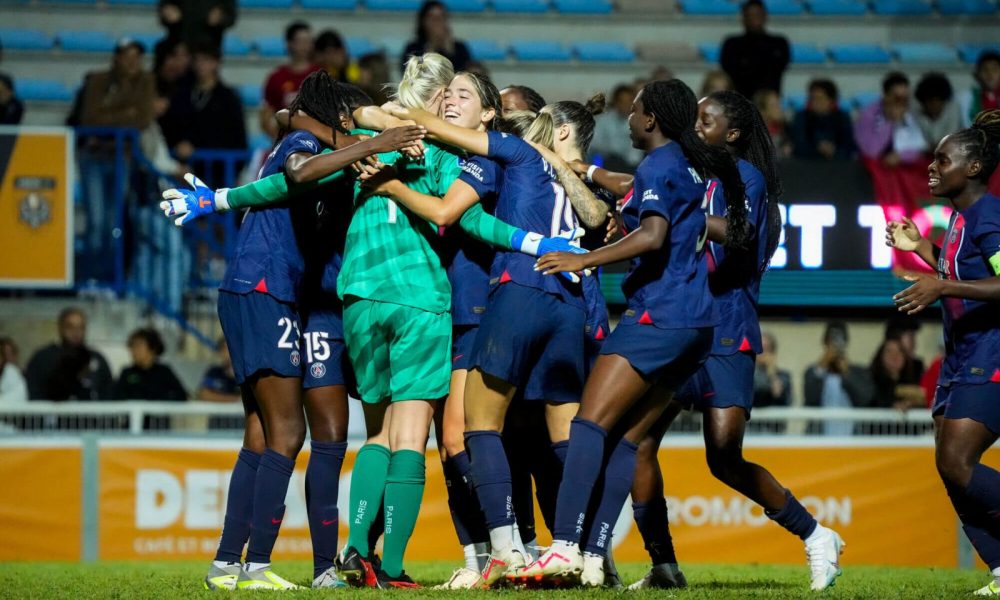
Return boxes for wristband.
[585,164,598,183]
[215,188,231,211]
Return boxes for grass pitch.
[0,560,987,599]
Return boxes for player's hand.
[885,217,923,252]
[372,125,426,155]
[535,251,590,278]
[604,211,620,243]
[359,164,400,193]
[159,173,229,226]
[568,160,590,177]
[894,274,943,315]
[351,154,384,177]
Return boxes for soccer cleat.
[603,552,624,590]
[508,542,584,586]
[974,580,1000,596]
[336,546,376,588]
[236,566,301,590]
[481,547,528,588]
[627,563,688,590]
[204,562,241,591]
[432,567,483,590]
[805,526,845,591]
[581,552,605,587]
[375,569,420,589]
[312,566,348,589]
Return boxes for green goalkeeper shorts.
[343,296,452,404]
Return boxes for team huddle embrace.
[160,51,1000,595]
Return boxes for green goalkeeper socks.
[345,443,391,557]
[381,449,427,577]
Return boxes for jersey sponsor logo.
[641,189,659,203]
[688,167,703,183]
[460,160,485,182]
[290,350,301,367]
[310,362,327,379]
[302,139,317,152]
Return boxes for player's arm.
[382,104,490,156]
[528,142,606,229]
[371,176,480,227]
[568,160,634,198]
[537,214,667,274]
[885,216,939,268]
[894,230,1000,314]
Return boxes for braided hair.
[642,80,749,249]
[949,109,1000,182]
[708,90,783,271]
[286,70,351,136]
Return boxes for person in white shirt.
[0,336,27,404]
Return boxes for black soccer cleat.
[336,546,376,588]
[375,569,421,590]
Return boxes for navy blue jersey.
[220,131,326,303]
[705,159,769,355]
[618,142,715,329]
[447,154,501,326]
[475,131,584,309]
[937,193,1000,386]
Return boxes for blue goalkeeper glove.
[511,227,589,283]
[159,173,230,226]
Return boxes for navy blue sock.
[966,464,1000,520]
[947,480,1000,570]
[633,496,677,565]
[584,439,637,556]
[766,490,818,540]
[553,418,607,542]
[465,430,514,529]
[445,452,489,545]
[245,449,296,564]
[536,441,569,533]
[215,448,261,563]
[306,441,347,578]
[552,440,569,464]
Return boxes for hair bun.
[585,93,606,116]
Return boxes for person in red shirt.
[259,21,319,139]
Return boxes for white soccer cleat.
[204,562,241,591]
[312,566,348,589]
[627,563,688,590]
[805,526,844,591]
[508,542,584,586]
[433,567,484,589]
[974,580,1000,596]
[581,552,605,587]
[236,566,301,590]
[480,547,527,588]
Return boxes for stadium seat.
[697,42,721,63]
[573,42,635,62]
[553,0,613,14]
[346,36,378,57]
[783,92,807,112]
[936,0,997,15]
[301,0,358,8]
[364,0,423,9]
[849,91,880,109]
[636,41,701,63]
[510,40,571,61]
[891,42,956,63]
[16,79,73,102]
[466,39,508,61]
[492,0,550,13]
[254,36,286,57]
[439,0,487,11]
[240,0,293,7]
[678,0,740,14]
[238,84,263,108]
[957,43,1000,63]
[871,0,933,14]
[791,43,826,64]
[57,30,116,53]
[807,0,868,14]
[0,29,54,51]
[828,44,891,64]
[125,32,162,53]
[223,36,252,57]
[106,0,158,5]
[765,0,806,15]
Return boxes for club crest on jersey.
[290,350,301,367]
[310,362,326,379]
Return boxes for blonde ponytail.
[393,52,455,109]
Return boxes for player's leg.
[504,406,538,558]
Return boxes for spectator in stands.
[25,307,113,401]
[699,69,733,98]
[803,321,873,435]
[196,338,239,403]
[260,21,319,139]
[0,73,23,125]
[400,1,470,74]
[589,83,643,170]
[720,0,790,99]
[753,332,791,408]
[153,38,193,121]
[959,51,1000,126]
[854,72,928,168]
[113,328,187,401]
[356,52,392,106]
[914,72,963,151]
[884,315,925,375]
[315,29,350,82]
[754,88,791,158]
[158,0,235,52]
[920,345,943,409]
[0,336,27,404]
[869,338,925,410]
[1,336,19,367]
[790,78,855,160]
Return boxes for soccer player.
[499,84,546,115]
[627,91,844,592]
[516,79,748,586]
[887,110,1000,596]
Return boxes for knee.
[443,431,466,459]
[636,436,660,468]
[309,419,347,444]
[936,447,974,490]
[270,422,306,459]
[705,446,742,483]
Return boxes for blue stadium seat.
[0,29,54,51]
[891,42,956,63]
[828,44,891,63]
[364,0,423,9]
[871,0,933,14]
[807,0,867,14]
[573,42,634,62]
[16,79,73,102]
[791,43,826,64]
[957,43,1000,63]
[254,36,286,57]
[783,92,807,112]
[553,0,613,13]
[937,0,997,15]
[493,0,549,13]
[240,0,293,7]
[678,0,740,14]
[440,0,487,11]
[223,36,251,57]
[301,0,358,8]
[510,40,571,61]
[57,31,116,53]
[765,0,805,15]
[467,39,508,61]
[850,91,880,109]
[238,84,262,108]
[698,42,721,63]
[106,0,158,5]
[346,37,377,57]
[125,32,162,53]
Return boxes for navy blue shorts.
[600,323,713,390]
[218,290,302,385]
[933,382,1000,435]
[300,307,355,391]
[675,352,756,417]
[471,283,585,404]
[452,325,478,372]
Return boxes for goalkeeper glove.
[160,173,230,226]
[511,228,589,283]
